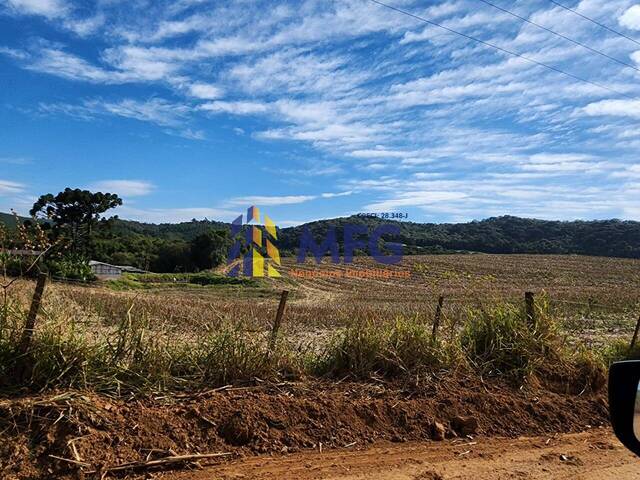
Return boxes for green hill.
[277,215,640,258]
[2,213,640,271]
[0,212,29,228]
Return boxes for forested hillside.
[278,215,640,258]
[2,213,639,272]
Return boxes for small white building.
[89,261,145,279]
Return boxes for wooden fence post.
[269,290,289,351]
[630,315,640,351]
[18,272,47,354]
[525,291,535,327]
[432,295,444,343]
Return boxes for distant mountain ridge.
[2,213,640,265]
[56,214,640,258]
[276,215,640,259]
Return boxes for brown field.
[1,253,640,479]
[57,253,640,348]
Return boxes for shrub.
[46,255,96,281]
[128,272,255,286]
[316,315,454,378]
[600,340,640,365]
[460,300,561,380]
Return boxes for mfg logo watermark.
[227,205,281,278]
[228,206,403,278]
[297,223,402,265]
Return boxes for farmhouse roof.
[89,260,146,273]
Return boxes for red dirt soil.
[166,429,640,480]
[0,374,608,479]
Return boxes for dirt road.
[165,428,640,480]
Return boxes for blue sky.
[0,0,639,225]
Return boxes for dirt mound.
[0,375,608,479]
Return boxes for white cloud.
[22,44,181,84]
[349,148,415,159]
[113,206,238,223]
[100,98,189,126]
[0,157,31,165]
[321,191,353,198]
[619,5,640,30]
[226,191,352,206]
[4,0,640,222]
[177,128,205,140]
[4,0,66,18]
[364,190,469,211]
[199,101,269,115]
[228,49,367,96]
[227,195,316,206]
[41,97,190,127]
[90,180,155,197]
[63,14,105,37]
[0,179,25,195]
[0,46,28,60]
[102,45,181,82]
[3,0,104,36]
[26,47,117,83]
[583,99,640,119]
[401,10,511,45]
[611,164,640,178]
[187,83,223,100]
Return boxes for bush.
[460,300,561,380]
[0,255,33,278]
[600,340,640,365]
[46,255,96,281]
[126,272,255,286]
[316,315,454,378]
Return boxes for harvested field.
[0,253,639,478]
[59,253,640,348]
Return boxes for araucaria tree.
[30,188,122,255]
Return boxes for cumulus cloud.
[619,5,640,30]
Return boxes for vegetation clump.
[0,279,610,395]
[315,316,455,378]
[460,300,562,380]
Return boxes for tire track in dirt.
[164,429,640,480]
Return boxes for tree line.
[2,188,639,281]
[1,189,230,277]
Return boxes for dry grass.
[0,253,637,394]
